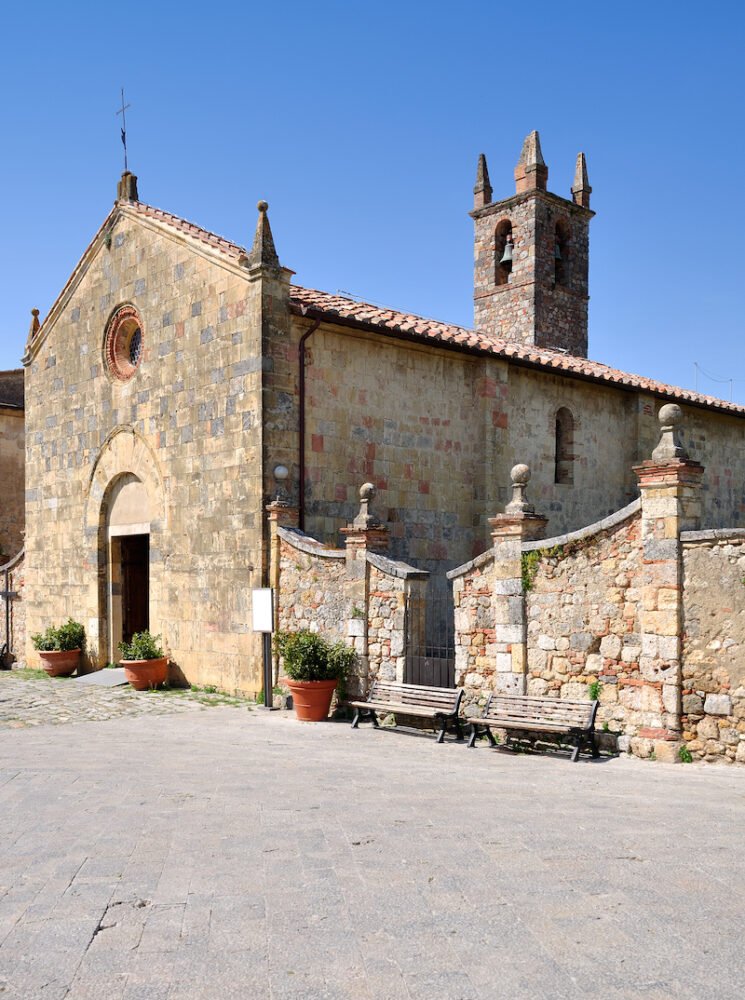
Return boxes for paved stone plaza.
[1,677,744,999]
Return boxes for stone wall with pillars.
[449,403,745,763]
[271,484,427,697]
[524,503,642,749]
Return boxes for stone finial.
[28,308,40,341]
[117,171,139,202]
[473,153,493,209]
[353,482,382,528]
[571,152,592,208]
[243,199,280,271]
[505,463,535,514]
[651,403,689,462]
[514,130,548,194]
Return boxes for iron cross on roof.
[116,87,131,173]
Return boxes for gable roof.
[26,198,745,418]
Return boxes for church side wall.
[0,408,24,559]
[297,324,491,580]
[24,219,266,693]
[504,367,639,531]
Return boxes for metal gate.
[404,583,455,688]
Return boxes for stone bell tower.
[471,131,594,358]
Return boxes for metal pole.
[261,631,276,710]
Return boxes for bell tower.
[471,131,594,358]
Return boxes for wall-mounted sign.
[251,588,274,633]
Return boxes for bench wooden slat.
[467,693,599,762]
[349,681,464,743]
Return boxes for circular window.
[105,305,144,381]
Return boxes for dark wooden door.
[121,534,149,644]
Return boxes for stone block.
[570,632,594,652]
[599,634,621,659]
[697,716,720,740]
[585,653,602,673]
[704,693,732,716]
[682,693,704,714]
[652,739,683,763]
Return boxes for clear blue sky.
[2,1,744,401]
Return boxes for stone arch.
[82,427,167,664]
[494,217,513,286]
[554,406,575,485]
[84,425,167,534]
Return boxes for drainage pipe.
[297,316,322,531]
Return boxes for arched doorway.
[106,474,151,661]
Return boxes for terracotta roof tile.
[29,199,745,419]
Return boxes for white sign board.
[251,588,274,633]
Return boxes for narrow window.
[554,407,574,484]
[495,220,513,287]
[554,220,569,286]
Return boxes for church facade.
[22,132,745,693]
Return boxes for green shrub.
[678,746,693,764]
[118,631,164,661]
[274,629,356,684]
[588,679,602,701]
[31,619,85,652]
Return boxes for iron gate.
[404,583,455,687]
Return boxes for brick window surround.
[105,304,144,382]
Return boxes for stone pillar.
[266,498,299,639]
[340,484,390,693]
[633,403,703,761]
[488,465,547,694]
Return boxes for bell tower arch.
[471,132,594,358]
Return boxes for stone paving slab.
[0,706,744,998]
[0,673,253,729]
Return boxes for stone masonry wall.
[0,408,24,559]
[450,552,496,712]
[366,561,407,684]
[681,531,745,762]
[525,504,643,746]
[273,524,423,696]
[276,531,347,644]
[0,550,25,668]
[24,208,266,693]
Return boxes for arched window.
[554,407,574,484]
[495,219,513,287]
[554,220,569,286]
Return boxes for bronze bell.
[499,236,514,266]
[554,242,563,261]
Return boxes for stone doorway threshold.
[75,668,128,687]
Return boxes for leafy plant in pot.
[31,619,85,676]
[275,629,356,721]
[118,631,168,690]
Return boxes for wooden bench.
[348,681,464,743]
[466,693,599,762]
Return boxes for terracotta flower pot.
[286,679,338,721]
[122,657,169,691]
[38,649,81,677]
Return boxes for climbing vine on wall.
[521,545,565,592]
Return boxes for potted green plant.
[118,631,168,690]
[275,629,355,722]
[31,619,85,676]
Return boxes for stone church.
[21,131,745,694]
